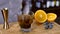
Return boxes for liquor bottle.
[51,0,55,7]
[46,0,51,8]
[50,0,54,8]
[56,0,59,7]
[59,0,60,7]
[35,0,42,9]
[42,0,47,8]
[23,0,30,14]
[54,0,56,7]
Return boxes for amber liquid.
[18,15,33,29]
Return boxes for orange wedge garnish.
[47,13,57,22]
[34,10,47,23]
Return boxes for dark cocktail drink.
[17,14,33,32]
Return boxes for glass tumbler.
[17,11,34,32]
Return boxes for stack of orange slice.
[34,10,47,23]
[47,13,57,22]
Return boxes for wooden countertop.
[0,21,60,34]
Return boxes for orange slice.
[34,10,47,23]
[47,13,57,22]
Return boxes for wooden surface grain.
[0,21,60,34]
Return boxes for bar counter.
[0,20,60,34]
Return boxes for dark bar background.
[0,0,60,24]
